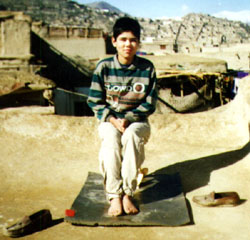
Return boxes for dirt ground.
[0,61,250,239]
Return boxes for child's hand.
[118,119,130,133]
[110,117,130,133]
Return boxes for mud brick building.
[0,11,32,71]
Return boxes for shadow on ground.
[153,142,250,193]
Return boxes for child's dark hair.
[113,17,141,41]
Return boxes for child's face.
[112,31,139,65]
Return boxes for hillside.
[86,1,123,14]
[0,0,249,45]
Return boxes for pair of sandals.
[2,191,242,237]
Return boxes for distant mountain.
[86,1,123,14]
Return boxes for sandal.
[192,191,240,207]
[3,209,52,238]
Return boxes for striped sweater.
[87,54,158,122]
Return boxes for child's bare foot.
[123,195,139,215]
[108,198,123,217]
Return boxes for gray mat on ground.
[65,172,190,226]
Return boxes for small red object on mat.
[65,209,75,217]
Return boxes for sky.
[77,0,250,23]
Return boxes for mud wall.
[0,15,30,56]
[47,38,106,60]
[1,76,249,156]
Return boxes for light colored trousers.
[98,121,151,200]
